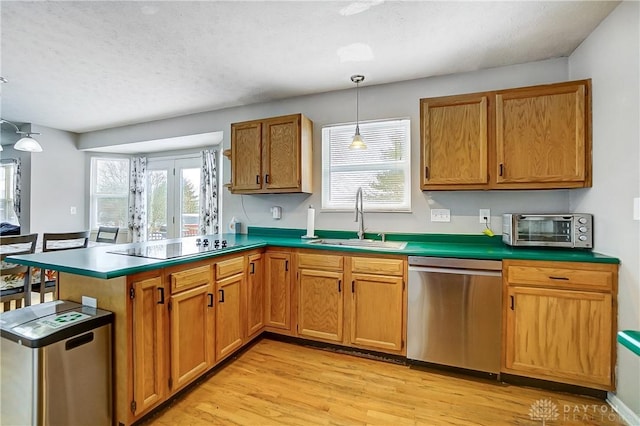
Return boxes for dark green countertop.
[618,331,640,356]
[6,227,619,280]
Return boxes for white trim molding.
[607,392,640,426]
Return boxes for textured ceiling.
[0,1,619,134]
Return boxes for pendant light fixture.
[349,74,367,150]
[0,118,43,152]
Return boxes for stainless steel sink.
[307,238,407,250]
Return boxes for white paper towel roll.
[306,207,315,237]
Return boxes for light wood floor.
[143,339,627,426]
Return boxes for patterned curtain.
[13,159,21,223]
[199,149,218,235]
[128,156,147,242]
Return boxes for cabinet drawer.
[216,256,245,280]
[352,257,405,276]
[298,253,343,270]
[170,265,212,293]
[505,262,614,291]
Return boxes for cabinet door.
[298,269,344,343]
[504,286,613,389]
[420,94,489,189]
[246,253,264,338]
[215,273,244,361]
[496,82,589,187]
[169,284,214,391]
[350,273,404,352]
[131,276,166,415]
[263,115,300,191]
[264,252,291,330]
[231,121,262,191]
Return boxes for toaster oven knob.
[579,226,588,233]
[578,217,588,224]
[579,235,588,241]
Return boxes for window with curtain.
[0,160,19,224]
[322,118,411,211]
[90,157,130,230]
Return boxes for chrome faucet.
[355,187,365,240]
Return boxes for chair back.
[0,233,38,276]
[42,231,90,252]
[96,226,119,244]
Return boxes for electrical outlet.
[431,209,450,222]
[479,209,491,224]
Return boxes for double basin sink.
[307,238,407,251]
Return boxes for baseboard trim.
[607,392,640,426]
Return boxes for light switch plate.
[634,197,640,221]
[431,208,451,222]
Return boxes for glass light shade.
[14,136,43,152]
[349,129,367,150]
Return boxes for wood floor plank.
[143,339,626,426]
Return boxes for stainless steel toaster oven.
[502,213,593,248]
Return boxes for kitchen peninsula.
[7,228,620,425]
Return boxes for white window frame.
[90,156,130,231]
[321,118,411,212]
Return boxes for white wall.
[29,125,86,235]
[80,58,572,236]
[568,1,640,418]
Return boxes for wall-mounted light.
[0,118,43,152]
[349,74,367,150]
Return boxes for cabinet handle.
[338,280,341,292]
[256,175,261,184]
[424,166,429,180]
[351,280,355,293]
[219,289,225,303]
[285,260,289,271]
[207,293,214,307]
[158,287,165,305]
[549,276,569,281]
[499,163,504,176]
[250,262,255,274]
[510,295,514,310]
[265,174,270,184]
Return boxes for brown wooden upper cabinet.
[230,113,313,194]
[420,79,592,190]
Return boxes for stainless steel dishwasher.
[407,256,502,374]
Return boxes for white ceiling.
[0,1,619,134]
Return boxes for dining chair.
[96,226,119,244]
[0,233,38,311]
[32,231,90,303]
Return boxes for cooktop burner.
[108,238,231,260]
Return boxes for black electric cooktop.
[108,239,232,260]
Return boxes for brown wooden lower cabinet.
[130,274,167,417]
[502,260,618,390]
[295,252,407,355]
[298,265,345,342]
[350,272,404,352]
[56,249,618,426]
[264,250,292,331]
[246,253,265,338]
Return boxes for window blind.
[322,118,411,211]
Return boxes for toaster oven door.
[515,215,574,246]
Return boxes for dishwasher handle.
[408,265,502,277]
